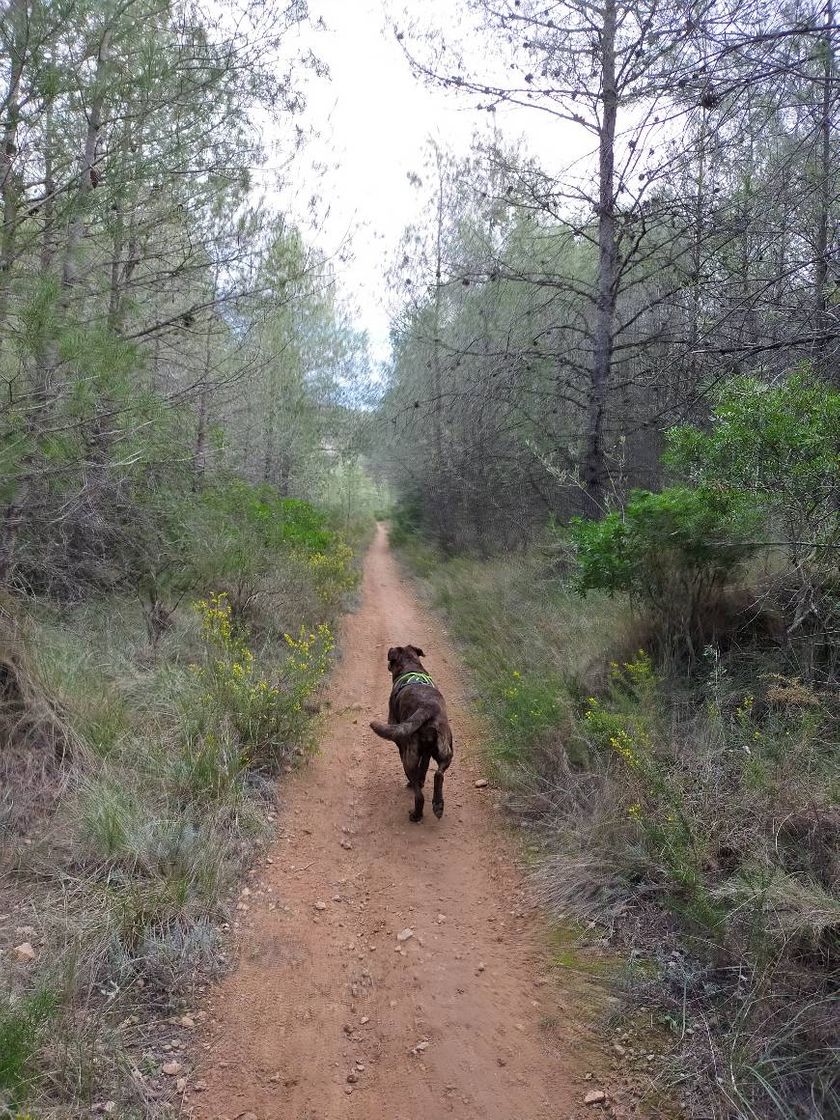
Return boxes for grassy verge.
[0,484,372,1119]
[395,533,839,1120]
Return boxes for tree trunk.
[277,452,292,497]
[430,148,453,549]
[0,0,33,583]
[815,0,836,380]
[194,283,217,490]
[60,29,110,298]
[0,0,28,364]
[263,400,275,483]
[581,0,618,519]
[193,379,210,490]
[107,122,143,331]
[193,327,213,490]
[688,110,708,400]
[40,101,56,272]
[37,26,111,384]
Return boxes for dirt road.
[193,524,599,1120]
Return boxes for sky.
[260,0,582,368]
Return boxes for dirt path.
[193,524,601,1120]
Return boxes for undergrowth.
[0,479,371,1119]
[397,533,839,1120]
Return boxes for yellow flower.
[609,730,640,768]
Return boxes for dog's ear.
[386,646,400,666]
[407,645,425,658]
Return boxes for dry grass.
[0,523,362,1116]
[400,538,840,1120]
[0,598,88,845]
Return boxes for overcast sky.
[262,0,581,368]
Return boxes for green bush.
[666,369,840,669]
[571,485,760,657]
[200,482,335,556]
[665,369,840,555]
[136,480,358,630]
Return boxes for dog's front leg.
[432,767,445,819]
[409,776,424,823]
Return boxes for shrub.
[194,592,333,767]
[79,779,141,859]
[135,917,224,995]
[666,369,840,557]
[195,483,347,579]
[306,540,357,607]
[571,486,760,658]
[666,369,840,670]
[135,480,358,628]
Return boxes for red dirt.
[192,524,604,1120]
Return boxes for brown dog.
[370,645,454,823]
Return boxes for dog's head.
[386,644,426,678]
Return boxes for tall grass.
[0,989,57,1111]
[0,491,372,1117]
[398,534,839,1120]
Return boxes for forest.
[1,1,838,1119]
[0,0,378,1114]
[380,2,839,1116]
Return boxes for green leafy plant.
[571,486,760,657]
[168,728,248,805]
[665,369,840,557]
[666,369,840,669]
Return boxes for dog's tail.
[369,706,432,743]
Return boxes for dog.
[369,645,453,823]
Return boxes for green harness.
[393,670,436,694]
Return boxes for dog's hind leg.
[409,752,431,791]
[432,732,452,820]
[401,741,424,823]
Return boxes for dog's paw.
[409,809,423,823]
[432,801,444,819]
